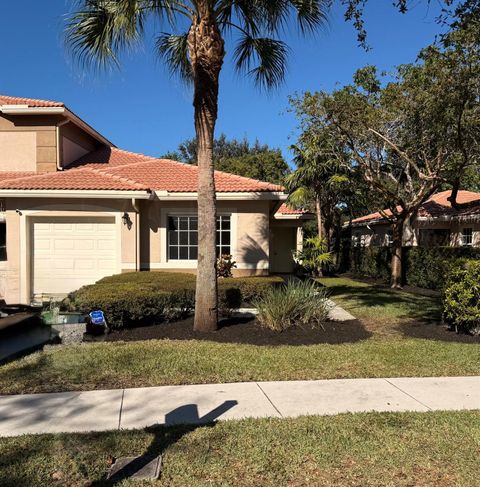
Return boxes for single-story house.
[350,190,480,248]
[0,95,309,304]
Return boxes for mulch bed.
[105,316,372,346]
[399,320,480,343]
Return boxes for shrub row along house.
[0,95,308,304]
[350,190,480,248]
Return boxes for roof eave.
[154,191,287,201]
[0,189,152,199]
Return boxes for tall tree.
[163,134,290,183]
[67,1,329,331]
[293,21,479,287]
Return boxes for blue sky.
[0,1,449,163]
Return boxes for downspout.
[132,198,141,271]
[55,120,70,170]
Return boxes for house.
[0,95,308,304]
[350,190,480,248]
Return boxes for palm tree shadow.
[90,400,238,486]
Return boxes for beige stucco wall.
[139,199,271,276]
[0,114,60,173]
[0,196,294,302]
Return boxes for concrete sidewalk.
[1,377,479,437]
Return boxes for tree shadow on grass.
[90,400,238,486]
[321,282,442,324]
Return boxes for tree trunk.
[188,9,225,332]
[390,219,404,289]
[315,193,324,240]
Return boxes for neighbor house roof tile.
[352,190,480,225]
[0,95,64,108]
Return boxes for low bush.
[254,280,330,332]
[70,283,195,329]
[65,272,284,328]
[443,260,480,335]
[350,247,392,282]
[219,276,285,303]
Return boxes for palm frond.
[234,35,289,89]
[156,32,193,83]
[66,0,146,69]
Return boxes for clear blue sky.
[0,1,449,163]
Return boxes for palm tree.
[286,141,348,251]
[66,0,329,332]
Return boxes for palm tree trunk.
[188,10,225,332]
[315,193,323,240]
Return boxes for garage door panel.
[33,217,118,296]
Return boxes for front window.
[461,228,473,246]
[168,215,231,260]
[0,222,6,261]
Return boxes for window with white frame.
[461,227,473,246]
[0,222,6,261]
[168,215,231,260]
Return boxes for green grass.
[0,336,478,394]
[1,411,479,486]
[318,276,442,324]
[0,276,477,395]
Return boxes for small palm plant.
[294,235,331,277]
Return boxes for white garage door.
[32,217,118,296]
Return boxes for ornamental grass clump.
[254,280,330,332]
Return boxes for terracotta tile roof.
[0,95,64,108]
[0,147,285,193]
[70,147,284,193]
[276,203,312,215]
[0,171,37,182]
[352,190,480,225]
[0,167,148,191]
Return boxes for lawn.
[0,276,478,395]
[0,410,479,486]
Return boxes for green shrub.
[65,272,284,328]
[350,247,392,282]
[254,280,330,332]
[71,282,195,329]
[219,276,285,303]
[406,247,479,289]
[347,246,479,290]
[443,260,480,334]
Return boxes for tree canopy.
[289,18,480,286]
[162,134,290,184]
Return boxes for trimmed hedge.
[347,246,479,290]
[443,260,480,334]
[65,272,283,329]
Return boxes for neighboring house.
[349,190,480,249]
[0,95,307,304]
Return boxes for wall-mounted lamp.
[15,209,22,216]
[121,212,132,230]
